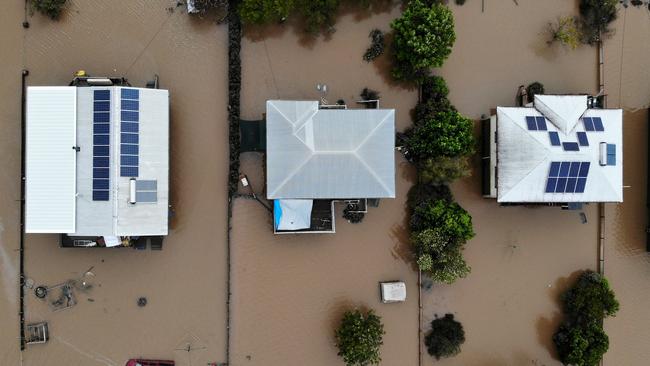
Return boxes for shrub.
[425,314,466,359]
[418,156,471,186]
[410,199,474,244]
[579,0,618,45]
[405,110,475,160]
[343,205,365,223]
[407,183,453,211]
[547,16,581,50]
[31,0,67,20]
[391,1,456,83]
[412,228,471,283]
[526,82,544,103]
[335,309,384,366]
[239,0,294,24]
[552,270,619,366]
[420,75,449,105]
[363,29,385,62]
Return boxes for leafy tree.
[412,228,470,283]
[297,0,341,34]
[553,323,609,366]
[562,270,620,326]
[31,0,67,20]
[407,183,453,210]
[547,16,581,50]
[552,270,619,366]
[335,309,385,366]
[391,1,456,82]
[418,156,471,186]
[239,0,294,24]
[578,0,618,45]
[424,314,466,359]
[410,199,474,244]
[406,110,474,160]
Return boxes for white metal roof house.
[25,85,170,238]
[483,94,622,204]
[266,100,395,233]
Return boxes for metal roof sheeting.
[25,87,77,233]
[266,101,395,199]
[497,97,623,203]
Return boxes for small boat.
[125,360,174,366]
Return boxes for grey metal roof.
[25,86,169,236]
[266,101,395,199]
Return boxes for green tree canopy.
[579,0,618,45]
[418,156,471,186]
[554,323,609,366]
[391,1,456,82]
[335,309,385,366]
[552,270,619,366]
[562,270,620,326]
[406,110,474,161]
[412,228,470,283]
[31,0,67,20]
[239,0,294,24]
[424,313,466,359]
[410,199,474,245]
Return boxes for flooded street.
[0,1,649,366]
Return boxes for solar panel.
[94,112,110,123]
[93,101,110,112]
[93,179,109,190]
[593,117,604,131]
[120,89,140,177]
[94,90,110,100]
[121,100,139,111]
[93,157,109,167]
[136,180,157,191]
[93,190,109,201]
[583,117,595,131]
[576,132,589,146]
[526,116,537,130]
[562,142,579,151]
[121,111,139,122]
[121,122,139,133]
[121,133,138,144]
[121,88,139,99]
[121,144,138,155]
[607,143,616,165]
[93,168,109,179]
[549,132,561,146]
[121,155,139,166]
[94,123,110,134]
[94,146,109,157]
[136,191,157,203]
[546,161,590,193]
[120,166,139,177]
[536,117,547,131]
[94,134,110,145]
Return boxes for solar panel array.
[526,116,547,131]
[583,117,604,132]
[92,90,111,201]
[545,161,590,193]
[120,88,140,177]
[607,143,616,166]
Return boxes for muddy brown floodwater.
[1,1,649,366]
[1,1,229,365]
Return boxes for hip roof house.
[25,86,169,236]
[484,95,622,203]
[266,100,395,200]
[265,100,395,233]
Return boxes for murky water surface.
[1,1,649,366]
